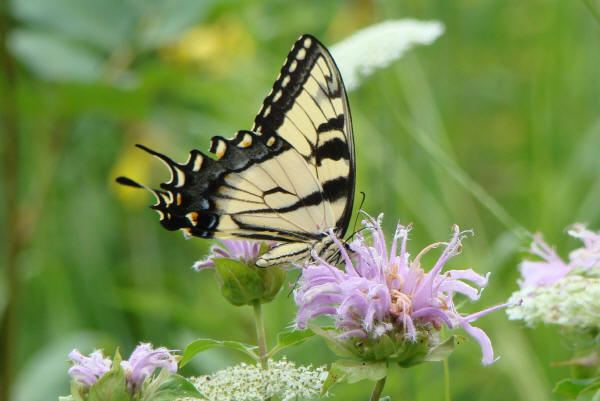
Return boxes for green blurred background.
[2,0,600,400]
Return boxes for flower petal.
[457,318,497,365]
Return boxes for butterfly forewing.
[118,34,355,266]
[253,35,355,238]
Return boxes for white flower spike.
[331,19,445,91]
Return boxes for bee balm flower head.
[67,343,177,393]
[193,239,285,305]
[120,343,177,390]
[294,213,505,365]
[68,349,112,387]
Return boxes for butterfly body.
[118,34,355,267]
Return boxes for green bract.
[309,324,446,365]
[212,257,285,306]
[310,324,465,393]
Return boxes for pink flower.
[68,349,112,387]
[294,213,504,365]
[519,224,600,288]
[121,343,177,390]
[67,344,177,391]
[518,233,571,288]
[193,240,269,270]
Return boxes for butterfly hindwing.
[118,34,355,266]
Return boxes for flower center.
[390,289,412,316]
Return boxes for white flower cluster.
[181,358,327,401]
[331,19,444,91]
[507,273,600,328]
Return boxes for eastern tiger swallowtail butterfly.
[117,34,355,267]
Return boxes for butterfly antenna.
[347,191,366,241]
[287,270,302,297]
[348,226,368,239]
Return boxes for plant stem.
[369,376,387,401]
[253,301,268,369]
[443,359,451,401]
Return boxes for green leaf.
[181,339,258,366]
[70,381,87,401]
[143,372,205,401]
[379,397,392,401]
[12,0,132,51]
[267,329,316,358]
[321,364,346,396]
[88,349,130,401]
[308,324,357,359]
[335,360,388,384]
[59,396,75,401]
[213,258,264,306]
[277,329,316,346]
[322,360,387,395]
[8,30,104,82]
[553,377,600,399]
[423,335,465,362]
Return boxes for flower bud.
[213,257,285,306]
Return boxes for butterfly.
[117,34,355,267]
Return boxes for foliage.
[553,377,600,400]
[3,0,600,400]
